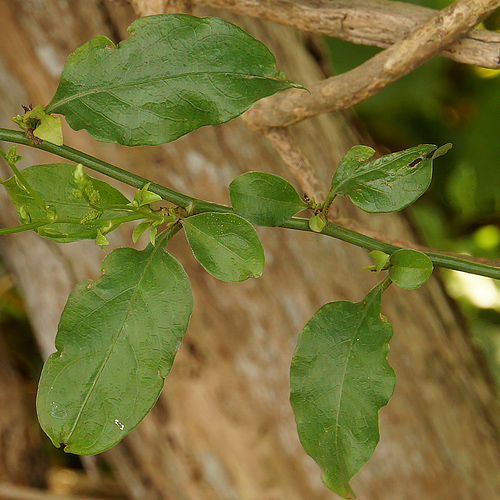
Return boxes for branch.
[243,0,500,132]
[264,127,324,202]
[1,128,500,281]
[193,0,500,69]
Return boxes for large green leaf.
[37,244,193,455]
[3,164,130,242]
[330,144,438,212]
[229,171,306,226]
[46,15,295,146]
[183,212,264,282]
[290,283,395,498]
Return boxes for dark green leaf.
[3,164,130,242]
[389,248,433,289]
[331,144,438,212]
[46,15,295,146]
[290,283,395,498]
[183,212,264,282]
[229,172,306,226]
[36,244,193,455]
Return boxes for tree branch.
[242,0,500,132]
[188,0,500,69]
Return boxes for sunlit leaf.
[46,15,295,146]
[290,282,395,498]
[37,244,193,454]
[183,212,264,282]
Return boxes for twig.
[242,0,500,132]
[264,127,324,202]
[193,0,500,69]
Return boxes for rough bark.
[0,1,499,499]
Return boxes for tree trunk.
[0,1,499,499]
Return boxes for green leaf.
[12,104,64,145]
[36,244,193,454]
[229,172,306,226]
[46,15,295,146]
[290,283,395,498]
[389,248,433,289]
[331,144,439,212]
[308,213,326,233]
[183,212,264,282]
[366,250,390,273]
[3,164,130,242]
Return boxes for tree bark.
[0,1,499,499]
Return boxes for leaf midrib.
[330,290,381,462]
[65,246,160,444]
[47,71,285,113]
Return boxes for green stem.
[0,148,48,211]
[281,218,500,280]
[2,128,500,280]
[0,219,52,235]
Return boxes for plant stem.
[0,219,52,235]
[1,128,500,280]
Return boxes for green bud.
[309,213,326,233]
[80,209,103,225]
[95,229,109,248]
[6,146,22,164]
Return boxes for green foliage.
[229,171,306,226]
[3,164,130,242]
[46,15,295,146]
[37,242,193,454]
[0,10,487,496]
[183,212,264,282]
[290,281,395,498]
[389,249,434,289]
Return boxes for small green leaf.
[183,212,264,282]
[139,183,162,206]
[132,220,154,243]
[95,228,109,247]
[3,164,130,242]
[331,144,442,212]
[367,250,390,273]
[36,244,193,454]
[388,248,433,289]
[290,283,395,498]
[229,172,306,226]
[46,15,295,146]
[17,104,64,146]
[308,213,326,233]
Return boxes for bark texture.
[0,1,499,499]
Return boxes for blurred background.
[325,0,500,386]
